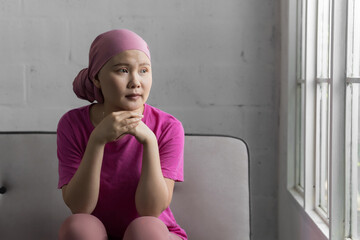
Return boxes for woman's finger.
[98,111,143,143]
[119,120,140,133]
[116,118,142,130]
[123,117,142,125]
[112,112,143,125]
[114,111,143,119]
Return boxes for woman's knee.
[123,216,169,240]
[58,214,107,240]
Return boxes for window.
[288,0,353,238]
[315,0,332,221]
[295,0,306,195]
[345,0,360,238]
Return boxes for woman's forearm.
[135,136,169,217]
[62,133,105,214]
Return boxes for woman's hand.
[91,111,144,145]
[127,121,156,145]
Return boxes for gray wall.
[0,1,280,239]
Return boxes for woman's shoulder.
[145,104,182,126]
[145,104,184,137]
[57,104,92,130]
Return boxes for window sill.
[288,187,329,239]
[306,208,329,239]
[289,187,304,208]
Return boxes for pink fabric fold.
[73,29,151,103]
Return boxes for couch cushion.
[0,133,250,240]
[171,135,250,240]
[0,133,70,240]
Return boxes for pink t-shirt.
[57,104,187,240]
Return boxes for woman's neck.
[102,104,144,117]
[90,103,145,127]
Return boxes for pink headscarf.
[73,29,151,103]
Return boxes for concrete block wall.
[0,1,280,239]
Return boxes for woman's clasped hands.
[91,111,155,145]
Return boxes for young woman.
[57,29,187,240]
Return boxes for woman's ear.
[92,74,101,89]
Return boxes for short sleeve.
[158,120,185,182]
[57,114,84,189]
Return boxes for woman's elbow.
[69,206,94,215]
[64,195,95,214]
[65,201,94,214]
[62,187,96,214]
[136,204,168,217]
[138,210,161,218]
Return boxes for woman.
[57,29,187,240]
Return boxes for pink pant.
[58,214,182,240]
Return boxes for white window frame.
[345,80,360,239]
[286,0,347,239]
[294,0,307,197]
[314,78,331,223]
[344,1,360,239]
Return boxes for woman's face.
[94,50,152,112]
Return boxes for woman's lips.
[125,94,141,100]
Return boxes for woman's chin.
[104,99,145,112]
[118,102,144,112]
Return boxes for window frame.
[345,81,360,239]
[344,0,360,238]
[294,0,307,197]
[286,0,348,239]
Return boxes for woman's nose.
[128,73,141,88]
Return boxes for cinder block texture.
[0,65,25,106]
[0,1,280,239]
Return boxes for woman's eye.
[117,68,128,73]
[140,69,148,73]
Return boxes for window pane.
[316,82,330,217]
[296,0,306,80]
[346,0,360,238]
[295,0,306,193]
[346,83,360,238]
[347,0,360,78]
[296,0,301,80]
[317,0,332,79]
[296,82,305,191]
[315,0,332,220]
[355,84,360,238]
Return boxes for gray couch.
[0,133,250,240]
